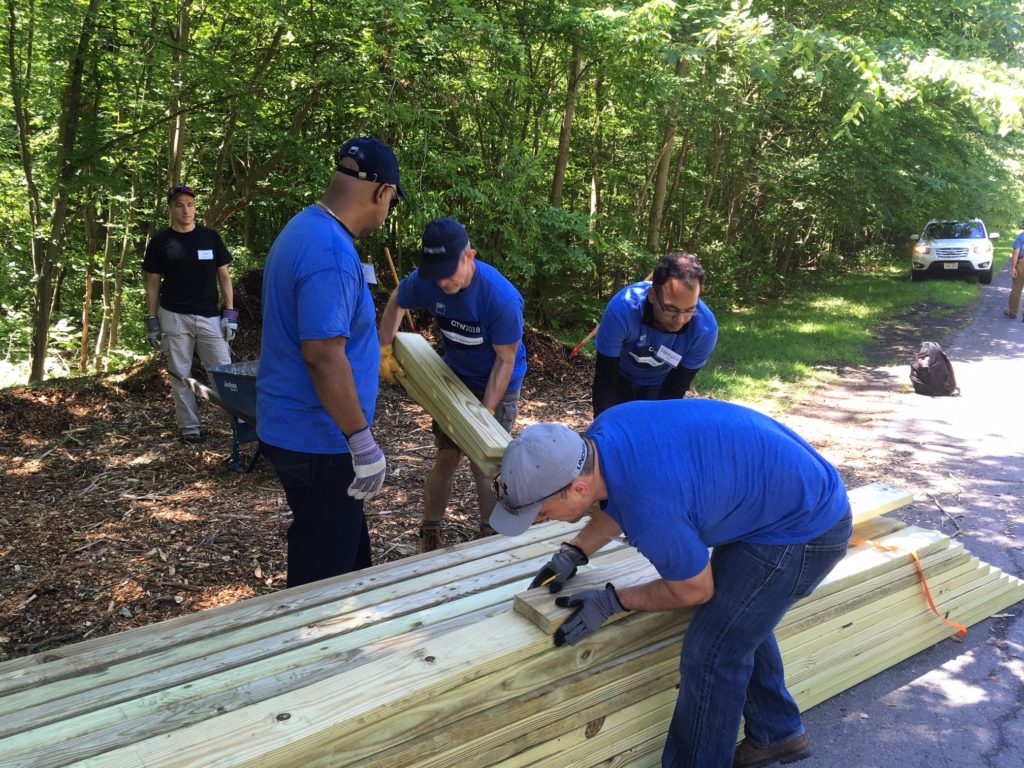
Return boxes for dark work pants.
[261,442,373,588]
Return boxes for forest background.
[3,0,1024,386]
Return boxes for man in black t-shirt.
[143,184,237,444]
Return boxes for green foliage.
[2,0,1023,382]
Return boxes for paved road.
[799,260,1024,767]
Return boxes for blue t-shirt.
[1014,231,1024,252]
[586,399,849,581]
[594,282,718,386]
[396,260,527,392]
[256,206,379,454]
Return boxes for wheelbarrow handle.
[167,370,257,428]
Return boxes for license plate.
[944,263,958,270]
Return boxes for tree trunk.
[78,202,100,372]
[549,43,581,208]
[646,58,687,252]
[168,1,192,185]
[21,0,100,382]
[108,216,132,353]
[94,202,115,369]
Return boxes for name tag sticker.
[655,345,682,368]
[362,262,378,284]
[197,249,214,261]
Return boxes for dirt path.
[774,264,1024,768]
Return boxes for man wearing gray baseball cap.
[490,399,852,768]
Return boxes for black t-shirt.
[142,226,231,317]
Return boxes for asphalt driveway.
[798,260,1024,768]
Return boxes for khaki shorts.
[432,389,520,451]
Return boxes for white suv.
[910,219,999,284]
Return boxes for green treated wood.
[0,520,582,694]
[392,331,510,477]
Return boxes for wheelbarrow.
[179,361,261,474]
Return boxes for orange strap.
[851,538,967,638]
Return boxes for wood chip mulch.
[0,318,593,662]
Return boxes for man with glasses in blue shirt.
[592,252,717,416]
[257,136,404,587]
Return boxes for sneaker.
[181,432,204,445]
[733,734,811,767]
[1003,309,1016,319]
[419,522,443,553]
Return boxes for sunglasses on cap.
[167,184,195,202]
[492,473,568,514]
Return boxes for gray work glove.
[145,315,162,349]
[553,583,626,647]
[346,427,387,500]
[530,542,589,592]
[221,308,239,342]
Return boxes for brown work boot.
[419,522,443,553]
[477,523,497,539]
[733,734,810,767]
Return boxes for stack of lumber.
[0,483,1021,768]
[392,331,510,477]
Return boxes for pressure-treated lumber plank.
[0,525,600,731]
[392,331,509,476]
[513,483,914,635]
[515,525,948,637]
[340,623,685,767]
[0,520,582,696]
[847,481,913,524]
[0,540,640,762]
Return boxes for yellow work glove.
[379,344,405,384]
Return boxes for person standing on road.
[378,217,527,552]
[143,184,237,445]
[592,252,717,417]
[1003,219,1024,321]
[489,399,851,768]
[256,136,404,587]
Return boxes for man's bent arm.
[616,562,714,612]
[566,507,623,558]
[301,336,369,437]
[481,341,518,411]
[378,292,406,347]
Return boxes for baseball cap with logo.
[418,217,469,280]
[335,136,406,202]
[489,422,588,537]
[167,184,195,203]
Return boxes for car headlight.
[973,242,992,254]
[913,244,930,254]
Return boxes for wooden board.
[392,331,510,477]
[513,483,916,637]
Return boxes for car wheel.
[979,268,993,285]
[910,270,925,282]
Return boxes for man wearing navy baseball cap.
[490,399,852,768]
[257,136,403,587]
[378,216,528,551]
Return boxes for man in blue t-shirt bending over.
[489,399,851,768]
[378,217,527,552]
[257,136,404,588]
[593,252,717,416]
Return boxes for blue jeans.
[261,442,372,588]
[662,511,852,768]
